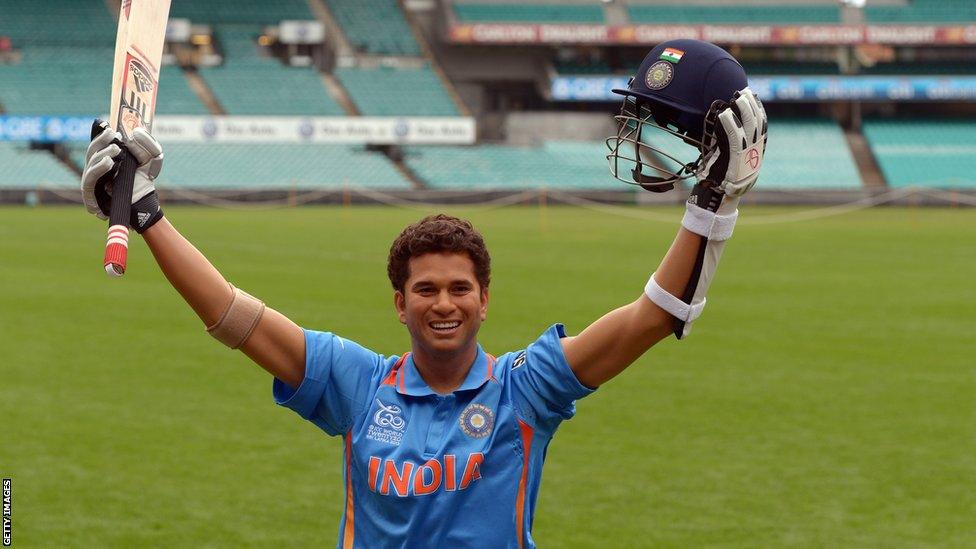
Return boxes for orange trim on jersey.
[343,431,355,549]
[485,353,497,383]
[398,360,406,393]
[382,353,409,386]
[515,419,534,549]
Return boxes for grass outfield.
[1,204,974,547]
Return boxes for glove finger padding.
[696,87,767,198]
[127,127,164,203]
[80,119,122,219]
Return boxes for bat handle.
[104,146,137,277]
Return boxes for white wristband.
[681,202,738,241]
[644,272,706,322]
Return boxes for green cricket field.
[1,205,973,547]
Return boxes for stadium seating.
[156,66,210,115]
[0,47,113,115]
[866,0,976,23]
[627,4,840,24]
[0,0,115,47]
[404,141,621,189]
[758,119,862,189]
[326,0,421,55]
[0,49,205,116]
[454,3,605,23]
[335,65,460,116]
[199,25,344,115]
[68,143,412,189]
[863,120,976,188]
[0,142,77,188]
[639,118,862,190]
[170,0,313,24]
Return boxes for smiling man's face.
[394,252,488,365]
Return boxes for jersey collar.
[394,345,497,396]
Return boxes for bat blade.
[103,0,171,277]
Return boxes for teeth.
[432,321,460,330]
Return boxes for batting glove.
[696,87,767,198]
[80,119,165,233]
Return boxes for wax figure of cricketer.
[80,39,767,548]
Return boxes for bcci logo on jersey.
[459,403,494,439]
[367,399,407,446]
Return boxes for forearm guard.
[644,181,738,339]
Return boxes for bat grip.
[104,146,137,277]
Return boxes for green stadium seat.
[199,26,344,115]
[326,0,421,55]
[157,66,210,115]
[863,120,976,188]
[0,47,113,115]
[634,118,862,190]
[758,119,862,189]
[455,3,605,23]
[0,0,115,47]
[0,48,207,116]
[335,66,459,116]
[0,142,77,188]
[170,0,313,24]
[627,4,840,24]
[618,118,863,190]
[404,141,621,189]
[866,0,976,23]
[69,143,412,189]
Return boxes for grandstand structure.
[0,0,974,204]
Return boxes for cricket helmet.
[606,39,748,192]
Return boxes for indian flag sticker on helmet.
[660,47,684,63]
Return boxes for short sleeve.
[273,329,385,436]
[511,324,596,434]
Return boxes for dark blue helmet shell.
[612,39,747,140]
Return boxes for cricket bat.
[102,0,171,277]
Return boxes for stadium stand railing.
[863,120,976,189]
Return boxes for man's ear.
[480,288,489,321]
[394,290,407,324]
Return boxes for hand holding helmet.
[697,87,767,197]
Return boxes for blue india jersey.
[273,324,595,548]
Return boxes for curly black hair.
[387,214,491,293]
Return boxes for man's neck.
[411,343,479,395]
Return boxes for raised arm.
[563,88,767,387]
[142,219,306,387]
[81,121,306,388]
